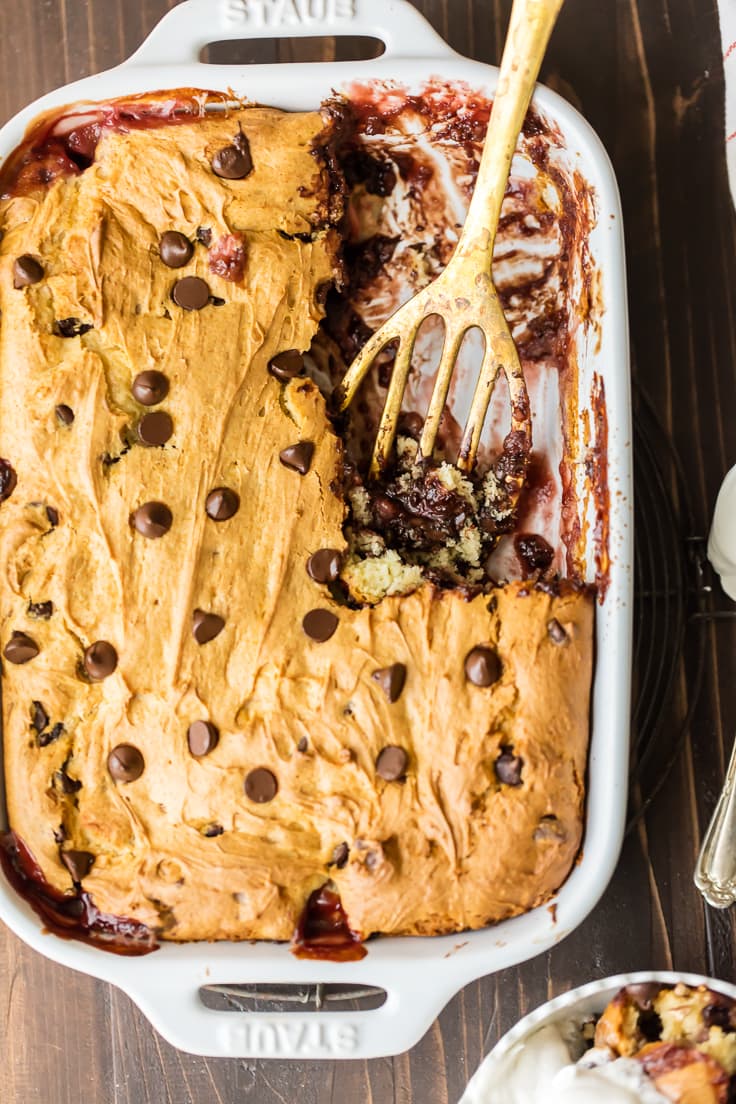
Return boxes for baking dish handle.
[124,965,463,1059]
[129,0,457,68]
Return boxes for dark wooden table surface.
[0,1,735,1101]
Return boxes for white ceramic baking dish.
[459,971,736,1102]
[0,0,631,1059]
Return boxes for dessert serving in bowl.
[0,0,631,1058]
[460,972,736,1103]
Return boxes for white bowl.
[460,970,736,1103]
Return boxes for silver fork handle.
[695,734,736,908]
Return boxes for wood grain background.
[0,1,735,1101]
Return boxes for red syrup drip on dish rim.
[291,885,367,961]
[0,90,221,199]
[0,831,157,956]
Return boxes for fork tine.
[456,327,519,473]
[418,324,467,460]
[369,332,417,477]
[335,326,400,413]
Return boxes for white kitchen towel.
[720,0,736,203]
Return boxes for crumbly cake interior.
[0,91,594,952]
[589,983,736,1102]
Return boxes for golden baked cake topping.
[0,88,596,955]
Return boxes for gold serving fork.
[335,0,564,489]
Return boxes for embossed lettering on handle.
[224,0,357,28]
[695,733,736,908]
[216,1018,360,1055]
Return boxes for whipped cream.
[708,465,736,600]
[461,1023,668,1104]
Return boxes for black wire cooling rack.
[627,384,733,830]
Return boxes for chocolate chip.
[397,411,424,439]
[196,226,212,246]
[0,459,17,502]
[373,494,402,522]
[302,608,338,642]
[534,815,566,841]
[703,1003,732,1030]
[244,767,278,803]
[3,631,39,664]
[638,1009,664,1042]
[205,487,239,521]
[547,618,568,644]
[83,640,118,680]
[268,350,304,381]
[13,254,44,288]
[188,720,219,757]
[108,744,144,783]
[27,600,53,619]
[624,983,662,1011]
[464,646,502,687]
[279,441,314,475]
[376,745,408,781]
[330,842,349,868]
[137,411,173,447]
[54,317,92,338]
[159,231,193,268]
[297,736,308,753]
[31,700,49,734]
[131,501,172,538]
[211,134,253,180]
[372,663,407,703]
[61,850,94,882]
[307,548,342,584]
[39,722,64,748]
[55,769,81,794]
[171,276,210,310]
[495,748,523,786]
[53,826,67,844]
[45,505,59,527]
[192,609,225,645]
[515,533,554,577]
[202,823,224,837]
[132,370,169,406]
[55,404,75,425]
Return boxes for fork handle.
[694,733,736,908]
[457,0,564,267]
